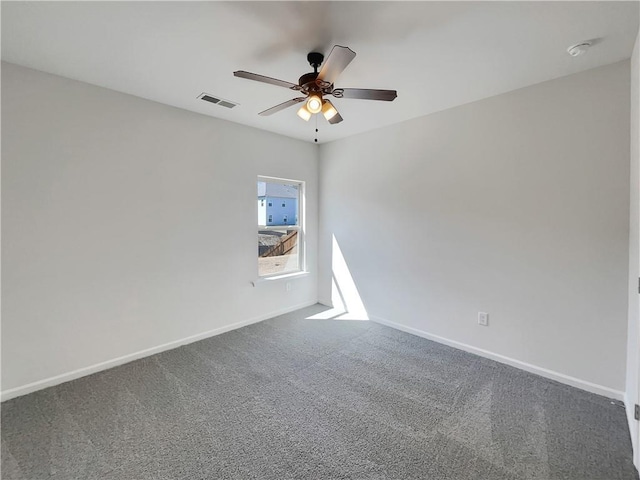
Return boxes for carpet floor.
[2,304,638,479]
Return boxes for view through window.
[257,178,302,277]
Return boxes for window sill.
[251,271,310,287]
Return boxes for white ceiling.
[2,1,638,144]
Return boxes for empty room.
[2,1,640,479]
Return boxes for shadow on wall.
[307,234,369,321]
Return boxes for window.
[257,177,303,278]
[268,202,272,207]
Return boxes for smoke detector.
[567,42,591,57]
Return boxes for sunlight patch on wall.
[307,235,368,321]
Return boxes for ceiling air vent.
[201,94,220,104]
[198,93,238,109]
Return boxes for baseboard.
[370,315,625,401]
[1,301,317,402]
[4,305,624,404]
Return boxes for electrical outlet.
[286,282,292,292]
[478,312,489,326]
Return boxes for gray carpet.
[2,304,638,479]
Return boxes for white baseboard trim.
[1,301,317,402]
[370,315,625,401]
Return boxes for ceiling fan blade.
[317,45,356,86]
[258,97,306,116]
[335,88,397,101]
[234,71,300,90]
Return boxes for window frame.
[257,175,305,279]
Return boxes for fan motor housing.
[299,51,337,95]
[299,72,319,89]
[299,72,334,95]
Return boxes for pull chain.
[314,115,318,143]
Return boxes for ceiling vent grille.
[198,93,238,109]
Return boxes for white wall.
[1,62,319,397]
[627,31,640,468]
[2,58,633,402]
[319,61,630,395]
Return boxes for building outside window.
[257,177,303,277]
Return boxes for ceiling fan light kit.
[234,45,397,126]
[321,100,338,121]
[297,104,312,121]
[306,93,323,113]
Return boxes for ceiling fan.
[234,45,397,124]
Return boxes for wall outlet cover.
[478,312,489,326]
